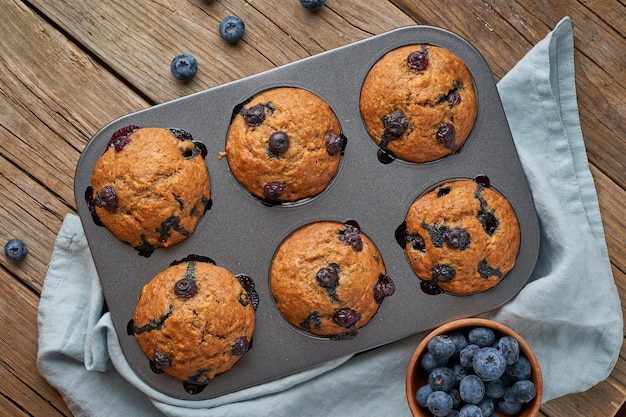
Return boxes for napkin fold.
[37,17,622,417]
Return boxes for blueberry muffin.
[129,256,258,394]
[400,177,520,295]
[360,44,477,163]
[87,126,211,256]
[224,87,346,203]
[269,221,394,339]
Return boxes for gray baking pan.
[74,25,540,400]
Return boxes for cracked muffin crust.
[130,257,257,393]
[360,44,477,163]
[401,178,520,294]
[87,126,211,256]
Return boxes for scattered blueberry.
[428,335,457,360]
[219,16,245,43]
[4,239,28,261]
[170,53,198,81]
[107,125,140,152]
[468,327,496,347]
[407,46,429,71]
[427,391,454,417]
[436,123,456,149]
[472,347,506,381]
[300,0,324,11]
[242,104,266,126]
[429,367,456,392]
[268,131,290,155]
[338,223,363,252]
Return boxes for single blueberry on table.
[170,53,198,81]
[426,390,453,417]
[4,238,28,261]
[473,347,506,381]
[459,374,485,404]
[300,0,324,11]
[219,16,245,43]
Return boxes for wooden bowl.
[406,318,542,417]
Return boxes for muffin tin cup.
[74,25,540,400]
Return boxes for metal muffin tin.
[74,25,540,400]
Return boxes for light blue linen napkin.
[37,17,622,417]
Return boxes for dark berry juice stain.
[84,186,104,227]
[130,305,174,335]
[478,259,503,279]
[422,221,447,248]
[420,280,443,295]
[300,311,321,330]
[394,221,408,247]
[236,274,259,311]
[377,147,396,164]
[473,181,499,236]
[473,174,490,188]
[183,380,208,395]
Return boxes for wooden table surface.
[1,0,624,415]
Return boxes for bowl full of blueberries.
[406,318,542,417]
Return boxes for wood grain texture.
[1,0,624,415]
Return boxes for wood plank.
[0,269,71,416]
[1,0,150,209]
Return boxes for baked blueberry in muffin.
[399,177,520,294]
[86,126,211,256]
[270,220,394,339]
[128,255,257,394]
